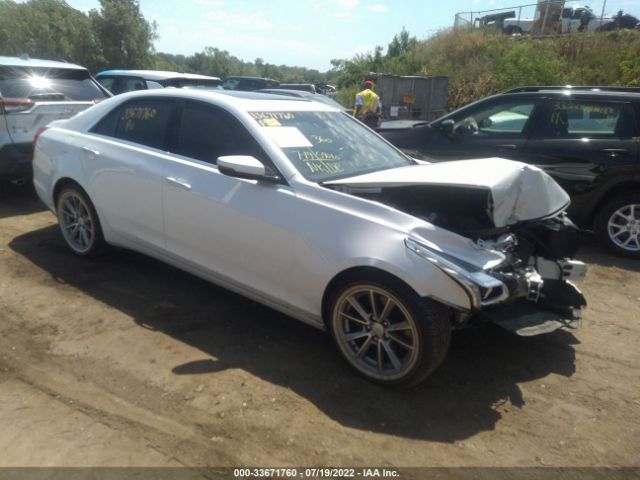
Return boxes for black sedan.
[378,88,640,258]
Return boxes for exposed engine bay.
[328,179,588,337]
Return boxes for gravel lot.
[0,183,638,471]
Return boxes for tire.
[328,274,451,387]
[594,193,640,259]
[56,184,107,257]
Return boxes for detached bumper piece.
[480,280,586,337]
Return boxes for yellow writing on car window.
[553,102,617,117]
[122,107,157,132]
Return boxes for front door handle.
[81,146,100,156]
[495,144,517,150]
[165,176,192,191]
[600,148,629,157]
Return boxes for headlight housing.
[405,237,509,309]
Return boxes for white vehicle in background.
[503,6,611,34]
[32,89,587,386]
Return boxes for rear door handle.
[495,144,517,150]
[600,148,629,157]
[165,176,191,191]
[81,146,100,156]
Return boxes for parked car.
[378,87,640,258]
[95,70,222,95]
[222,76,279,91]
[33,89,587,386]
[256,88,351,113]
[275,83,317,93]
[0,56,110,182]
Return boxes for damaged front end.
[327,158,588,336]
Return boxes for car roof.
[96,70,221,81]
[257,89,309,98]
[224,76,278,81]
[504,85,640,94]
[105,88,338,112]
[0,55,87,71]
[501,90,640,100]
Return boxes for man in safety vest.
[353,80,382,128]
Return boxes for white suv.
[0,56,109,182]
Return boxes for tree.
[89,0,157,70]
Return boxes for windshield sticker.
[263,127,313,148]
[262,118,282,127]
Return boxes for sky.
[59,0,640,71]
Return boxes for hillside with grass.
[332,28,640,110]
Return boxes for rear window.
[162,78,222,89]
[0,66,106,101]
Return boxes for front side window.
[249,110,412,182]
[114,77,147,94]
[92,98,175,150]
[452,100,536,137]
[173,101,263,164]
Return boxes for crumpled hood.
[326,158,570,228]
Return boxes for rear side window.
[0,66,107,101]
[91,98,175,150]
[536,100,629,138]
[173,100,264,164]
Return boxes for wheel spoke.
[347,296,370,322]
[388,333,414,350]
[369,290,379,319]
[356,335,374,359]
[340,312,369,327]
[382,340,402,370]
[377,340,384,372]
[81,227,90,247]
[343,331,370,342]
[386,321,411,332]
[378,296,394,323]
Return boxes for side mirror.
[440,119,455,136]
[217,155,280,182]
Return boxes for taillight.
[0,98,34,114]
[33,126,49,151]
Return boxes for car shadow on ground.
[0,182,47,220]
[10,225,578,442]
[577,232,640,273]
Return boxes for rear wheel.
[595,193,640,258]
[56,185,106,256]
[328,275,451,386]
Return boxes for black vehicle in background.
[378,87,640,258]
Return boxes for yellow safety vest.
[354,89,380,116]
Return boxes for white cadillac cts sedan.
[33,89,587,386]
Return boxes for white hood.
[326,158,570,228]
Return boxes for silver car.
[33,89,587,386]
[0,56,109,182]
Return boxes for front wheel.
[56,185,107,256]
[595,193,640,259]
[328,277,451,386]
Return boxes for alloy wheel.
[607,203,640,252]
[332,285,420,381]
[58,190,95,254]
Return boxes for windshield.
[0,66,106,101]
[249,110,412,182]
